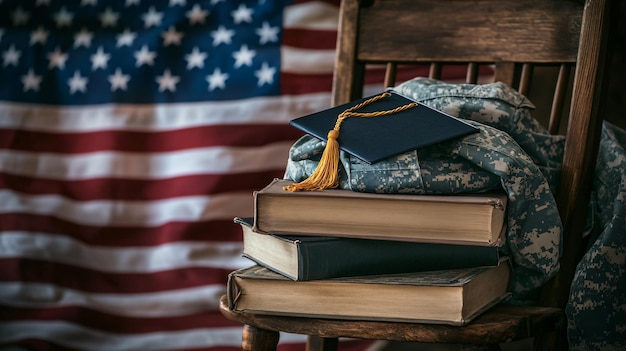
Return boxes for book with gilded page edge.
[227,258,512,325]
[253,178,508,246]
[288,90,478,164]
[236,217,502,281]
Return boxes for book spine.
[226,270,241,310]
[297,239,500,280]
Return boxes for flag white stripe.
[0,191,254,226]
[283,1,339,30]
[0,322,245,350]
[0,282,226,317]
[0,94,332,132]
[0,232,251,272]
[281,46,336,74]
[0,142,292,179]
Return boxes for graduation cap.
[284,90,478,192]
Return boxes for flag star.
[22,69,42,92]
[134,45,156,66]
[162,26,184,46]
[91,46,110,70]
[3,45,21,67]
[48,47,68,69]
[231,4,253,24]
[156,69,180,92]
[211,25,234,46]
[100,7,120,27]
[74,28,93,47]
[116,29,137,47]
[30,27,49,45]
[170,0,186,6]
[256,21,279,45]
[68,71,88,94]
[109,68,130,91]
[126,0,140,5]
[81,0,97,5]
[54,7,74,27]
[233,44,256,68]
[206,68,228,91]
[142,7,163,28]
[255,62,276,86]
[12,7,30,25]
[185,47,207,69]
[186,4,208,25]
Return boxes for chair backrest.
[332,0,610,308]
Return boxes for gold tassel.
[283,129,341,192]
[283,92,416,192]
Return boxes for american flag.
[0,0,394,350]
[0,0,449,350]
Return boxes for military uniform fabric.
[565,121,626,351]
[394,78,565,193]
[284,78,563,303]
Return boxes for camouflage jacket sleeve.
[565,121,626,350]
[284,80,563,303]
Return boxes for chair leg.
[242,324,280,351]
[306,336,339,351]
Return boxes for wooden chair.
[219,0,611,350]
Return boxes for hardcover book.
[253,178,508,246]
[227,258,512,325]
[289,90,478,164]
[236,217,502,281]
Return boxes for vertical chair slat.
[429,63,442,79]
[518,63,533,96]
[466,63,479,83]
[548,64,572,134]
[494,62,515,87]
[384,62,397,88]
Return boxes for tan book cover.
[227,258,511,325]
[253,178,507,246]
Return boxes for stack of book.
[227,178,512,326]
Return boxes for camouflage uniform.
[565,121,626,350]
[284,78,564,303]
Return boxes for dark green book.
[235,217,502,281]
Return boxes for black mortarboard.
[284,90,478,192]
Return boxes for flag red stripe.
[0,171,284,201]
[1,258,234,293]
[0,125,303,153]
[280,72,334,95]
[282,29,337,49]
[2,308,243,333]
[0,215,243,246]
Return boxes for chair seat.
[218,295,565,345]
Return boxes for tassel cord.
[284,92,417,192]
